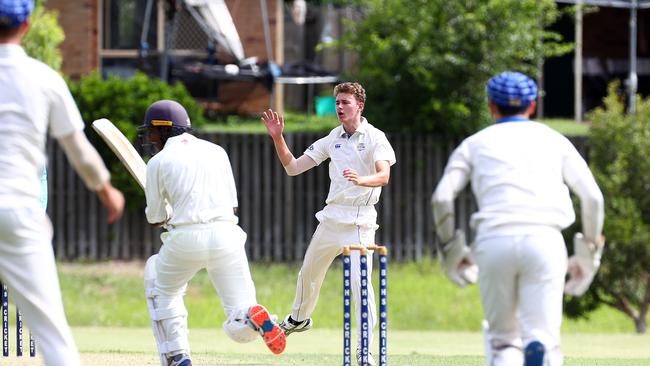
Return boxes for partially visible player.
[432,71,604,366]
[262,82,396,366]
[139,100,286,366]
[0,1,125,364]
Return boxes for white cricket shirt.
[0,44,84,209]
[145,133,239,227]
[304,118,396,225]
[433,120,603,241]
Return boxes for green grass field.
[541,118,590,136]
[1,261,646,365]
[2,328,648,365]
[199,113,591,137]
[201,111,340,134]
[56,260,641,333]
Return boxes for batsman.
[138,100,286,366]
[432,71,605,366]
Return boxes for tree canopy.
[336,0,571,138]
[23,1,64,71]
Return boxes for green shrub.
[69,72,206,210]
[564,82,650,334]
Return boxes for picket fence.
[45,132,588,262]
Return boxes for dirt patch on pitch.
[58,260,145,277]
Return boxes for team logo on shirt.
[308,145,314,151]
[357,143,366,151]
[335,143,342,149]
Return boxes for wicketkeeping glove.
[439,229,479,287]
[564,232,605,296]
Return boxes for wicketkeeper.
[432,71,605,366]
[139,100,286,366]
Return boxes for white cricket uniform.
[144,133,258,357]
[432,119,604,366]
[291,118,396,348]
[0,44,88,366]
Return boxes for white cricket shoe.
[278,314,312,336]
[356,348,377,366]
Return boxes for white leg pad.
[546,345,563,366]
[483,320,524,366]
[482,320,493,366]
[223,307,259,343]
[145,255,190,364]
[493,346,524,366]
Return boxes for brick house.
[45,0,285,114]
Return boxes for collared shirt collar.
[0,44,26,58]
[495,116,530,124]
[340,117,369,138]
[164,132,195,147]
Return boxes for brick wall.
[45,0,280,113]
[46,0,99,80]
[217,0,279,114]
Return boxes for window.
[100,0,210,78]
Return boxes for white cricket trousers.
[152,221,257,348]
[291,221,377,348]
[473,229,567,366]
[0,207,80,366]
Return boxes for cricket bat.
[92,118,146,189]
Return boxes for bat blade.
[92,118,146,189]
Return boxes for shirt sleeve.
[373,133,396,166]
[431,141,472,243]
[144,157,169,224]
[221,148,239,208]
[562,141,604,241]
[46,72,85,138]
[303,134,331,166]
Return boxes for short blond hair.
[333,82,366,104]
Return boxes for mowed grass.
[0,261,647,365]
[1,328,648,365]
[201,111,340,134]
[199,113,591,137]
[540,118,590,136]
[56,260,642,333]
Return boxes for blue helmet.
[0,0,33,28]
[487,71,537,108]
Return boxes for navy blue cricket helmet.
[138,100,192,155]
[487,71,538,108]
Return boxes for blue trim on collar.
[495,116,530,124]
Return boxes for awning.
[183,0,245,62]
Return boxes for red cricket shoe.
[248,304,287,354]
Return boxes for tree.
[336,0,571,138]
[565,82,650,334]
[69,72,206,210]
[22,0,64,71]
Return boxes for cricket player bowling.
[262,82,396,366]
[139,100,286,366]
[432,71,605,366]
